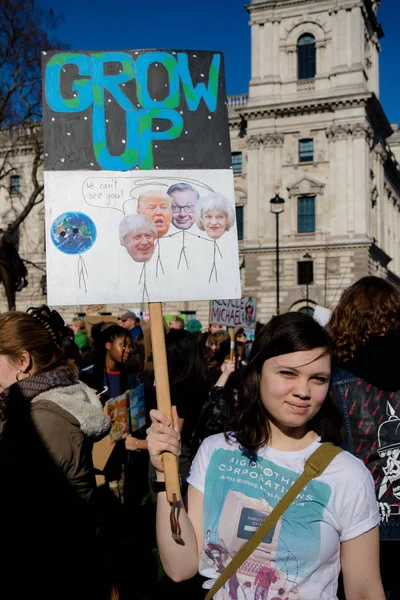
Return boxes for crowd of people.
[0,276,399,599]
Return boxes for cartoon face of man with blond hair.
[137,190,172,238]
[119,213,157,263]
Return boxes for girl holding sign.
[147,313,384,600]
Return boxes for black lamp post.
[270,188,285,315]
[303,252,312,309]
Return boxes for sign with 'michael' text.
[210,298,257,328]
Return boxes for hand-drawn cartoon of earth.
[51,212,97,255]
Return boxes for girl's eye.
[280,370,295,377]
[313,377,329,384]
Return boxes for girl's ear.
[20,350,32,373]
[105,341,112,351]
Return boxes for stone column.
[251,22,261,81]
[371,33,380,98]
[351,6,364,66]
[263,20,274,79]
[347,132,354,234]
[246,135,263,242]
[372,143,387,248]
[327,125,349,237]
[326,126,337,236]
[351,124,372,237]
[272,20,280,78]
[261,134,277,241]
[330,9,338,69]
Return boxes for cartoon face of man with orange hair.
[137,190,172,238]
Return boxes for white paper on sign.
[45,169,241,305]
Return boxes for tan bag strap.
[204,442,343,600]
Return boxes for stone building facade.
[228,0,400,323]
[0,0,399,326]
[0,128,47,313]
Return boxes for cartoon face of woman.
[201,209,228,240]
[195,192,235,241]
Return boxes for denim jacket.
[333,367,400,540]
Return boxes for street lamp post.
[303,252,312,310]
[270,188,285,315]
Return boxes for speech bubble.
[82,177,130,213]
[129,176,214,199]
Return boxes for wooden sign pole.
[149,302,181,505]
[230,326,235,361]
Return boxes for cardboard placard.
[210,297,257,328]
[42,49,241,306]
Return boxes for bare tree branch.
[0,0,64,231]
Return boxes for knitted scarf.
[0,364,78,427]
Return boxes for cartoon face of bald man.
[137,191,172,238]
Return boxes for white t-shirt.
[187,434,379,600]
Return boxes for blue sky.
[38,0,400,124]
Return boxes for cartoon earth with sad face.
[51,212,97,255]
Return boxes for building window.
[299,139,314,163]
[297,260,314,285]
[236,205,244,240]
[298,196,315,233]
[232,152,242,175]
[10,175,20,196]
[298,34,316,80]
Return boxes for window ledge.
[297,79,315,91]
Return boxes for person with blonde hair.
[137,189,172,237]
[70,317,90,351]
[195,192,235,240]
[329,276,400,598]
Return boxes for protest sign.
[105,384,146,443]
[42,49,241,305]
[210,297,257,328]
[128,384,146,434]
[42,48,241,516]
[105,392,129,442]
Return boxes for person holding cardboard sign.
[147,313,384,600]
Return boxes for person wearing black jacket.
[329,276,400,600]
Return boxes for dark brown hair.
[328,276,400,364]
[207,330,230,369]
[227,312,342,453]
[0,312,65,373]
